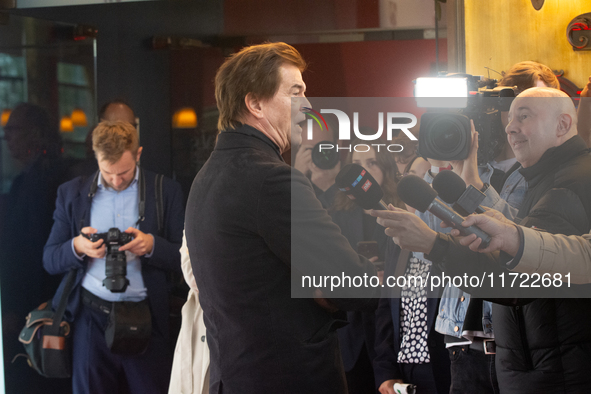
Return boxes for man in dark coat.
[185,42,379,394]
[372,87,591,393]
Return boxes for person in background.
[329,136,404,394]
[169,231,210,394]
[575,75,591,147]
[43,120,184,393]
[0,102,70,394]
[373,156,452,394]
[390,134,421,177]
[293,117,341,204]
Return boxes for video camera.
[84,228,133,293]
[414,74,517,165]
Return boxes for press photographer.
[293,114,341,203]
[43,119,184,393]
[415,60,559,192]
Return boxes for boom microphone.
[432,170,486,216]
[335,163,388,210]
[397,175,491,248]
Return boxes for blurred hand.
[73,226,105,258]
[581,76,591,98]
[372,205,437,254]
[313,289,339,313]
[294,146,313,177]
[578,76,591,148]
[379,379,405,394]
[446,209,519,254]
[310,161,340,192]
[119,227,154,256]
[450,120,483,190]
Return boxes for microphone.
[397,175,491,248]
[432,170,486,216]
[335,163,388,210]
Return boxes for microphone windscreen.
[335,163,384,210]
[432,170,467,204]
[335,163,364,188]
[397,175,437,212]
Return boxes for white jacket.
[169,232,210,394]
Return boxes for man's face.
[97,148,142,191]
[261,64,309,149]
[4,109,38,164]
[505,96,560,168]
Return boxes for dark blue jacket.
[42,169,184,341]
[373,240,450,393]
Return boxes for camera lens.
[104,252,129,293]
[311,140,340,170]
[418,113,471,161]
[102,227,131,293]
[433,120,463,153]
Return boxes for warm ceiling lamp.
[1,109,11,126]
[172,107,197,128]
[60,116,74,132]
[71,108,88,126]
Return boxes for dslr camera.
[414,74,517,165]
[84,228,133,293]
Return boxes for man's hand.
[294,146,313,176]
[448,209,520,255]
[73,226,105,258]
[379,379,405,394]
[313,289,339,313]
[368,256,385,285]
[450,120,483,190]
[581,76,591,99]
[119,227,154,256]
[371,205,437,254]
[294,144,340,192]
[578,76,591,148]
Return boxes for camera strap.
[137,169,146,226]
[86,167,146,227]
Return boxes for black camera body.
[417,74,516,165]
[84,228,133,293]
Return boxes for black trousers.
[398,362,440,394]
[72,301,172,394]
[448,346,499,394]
